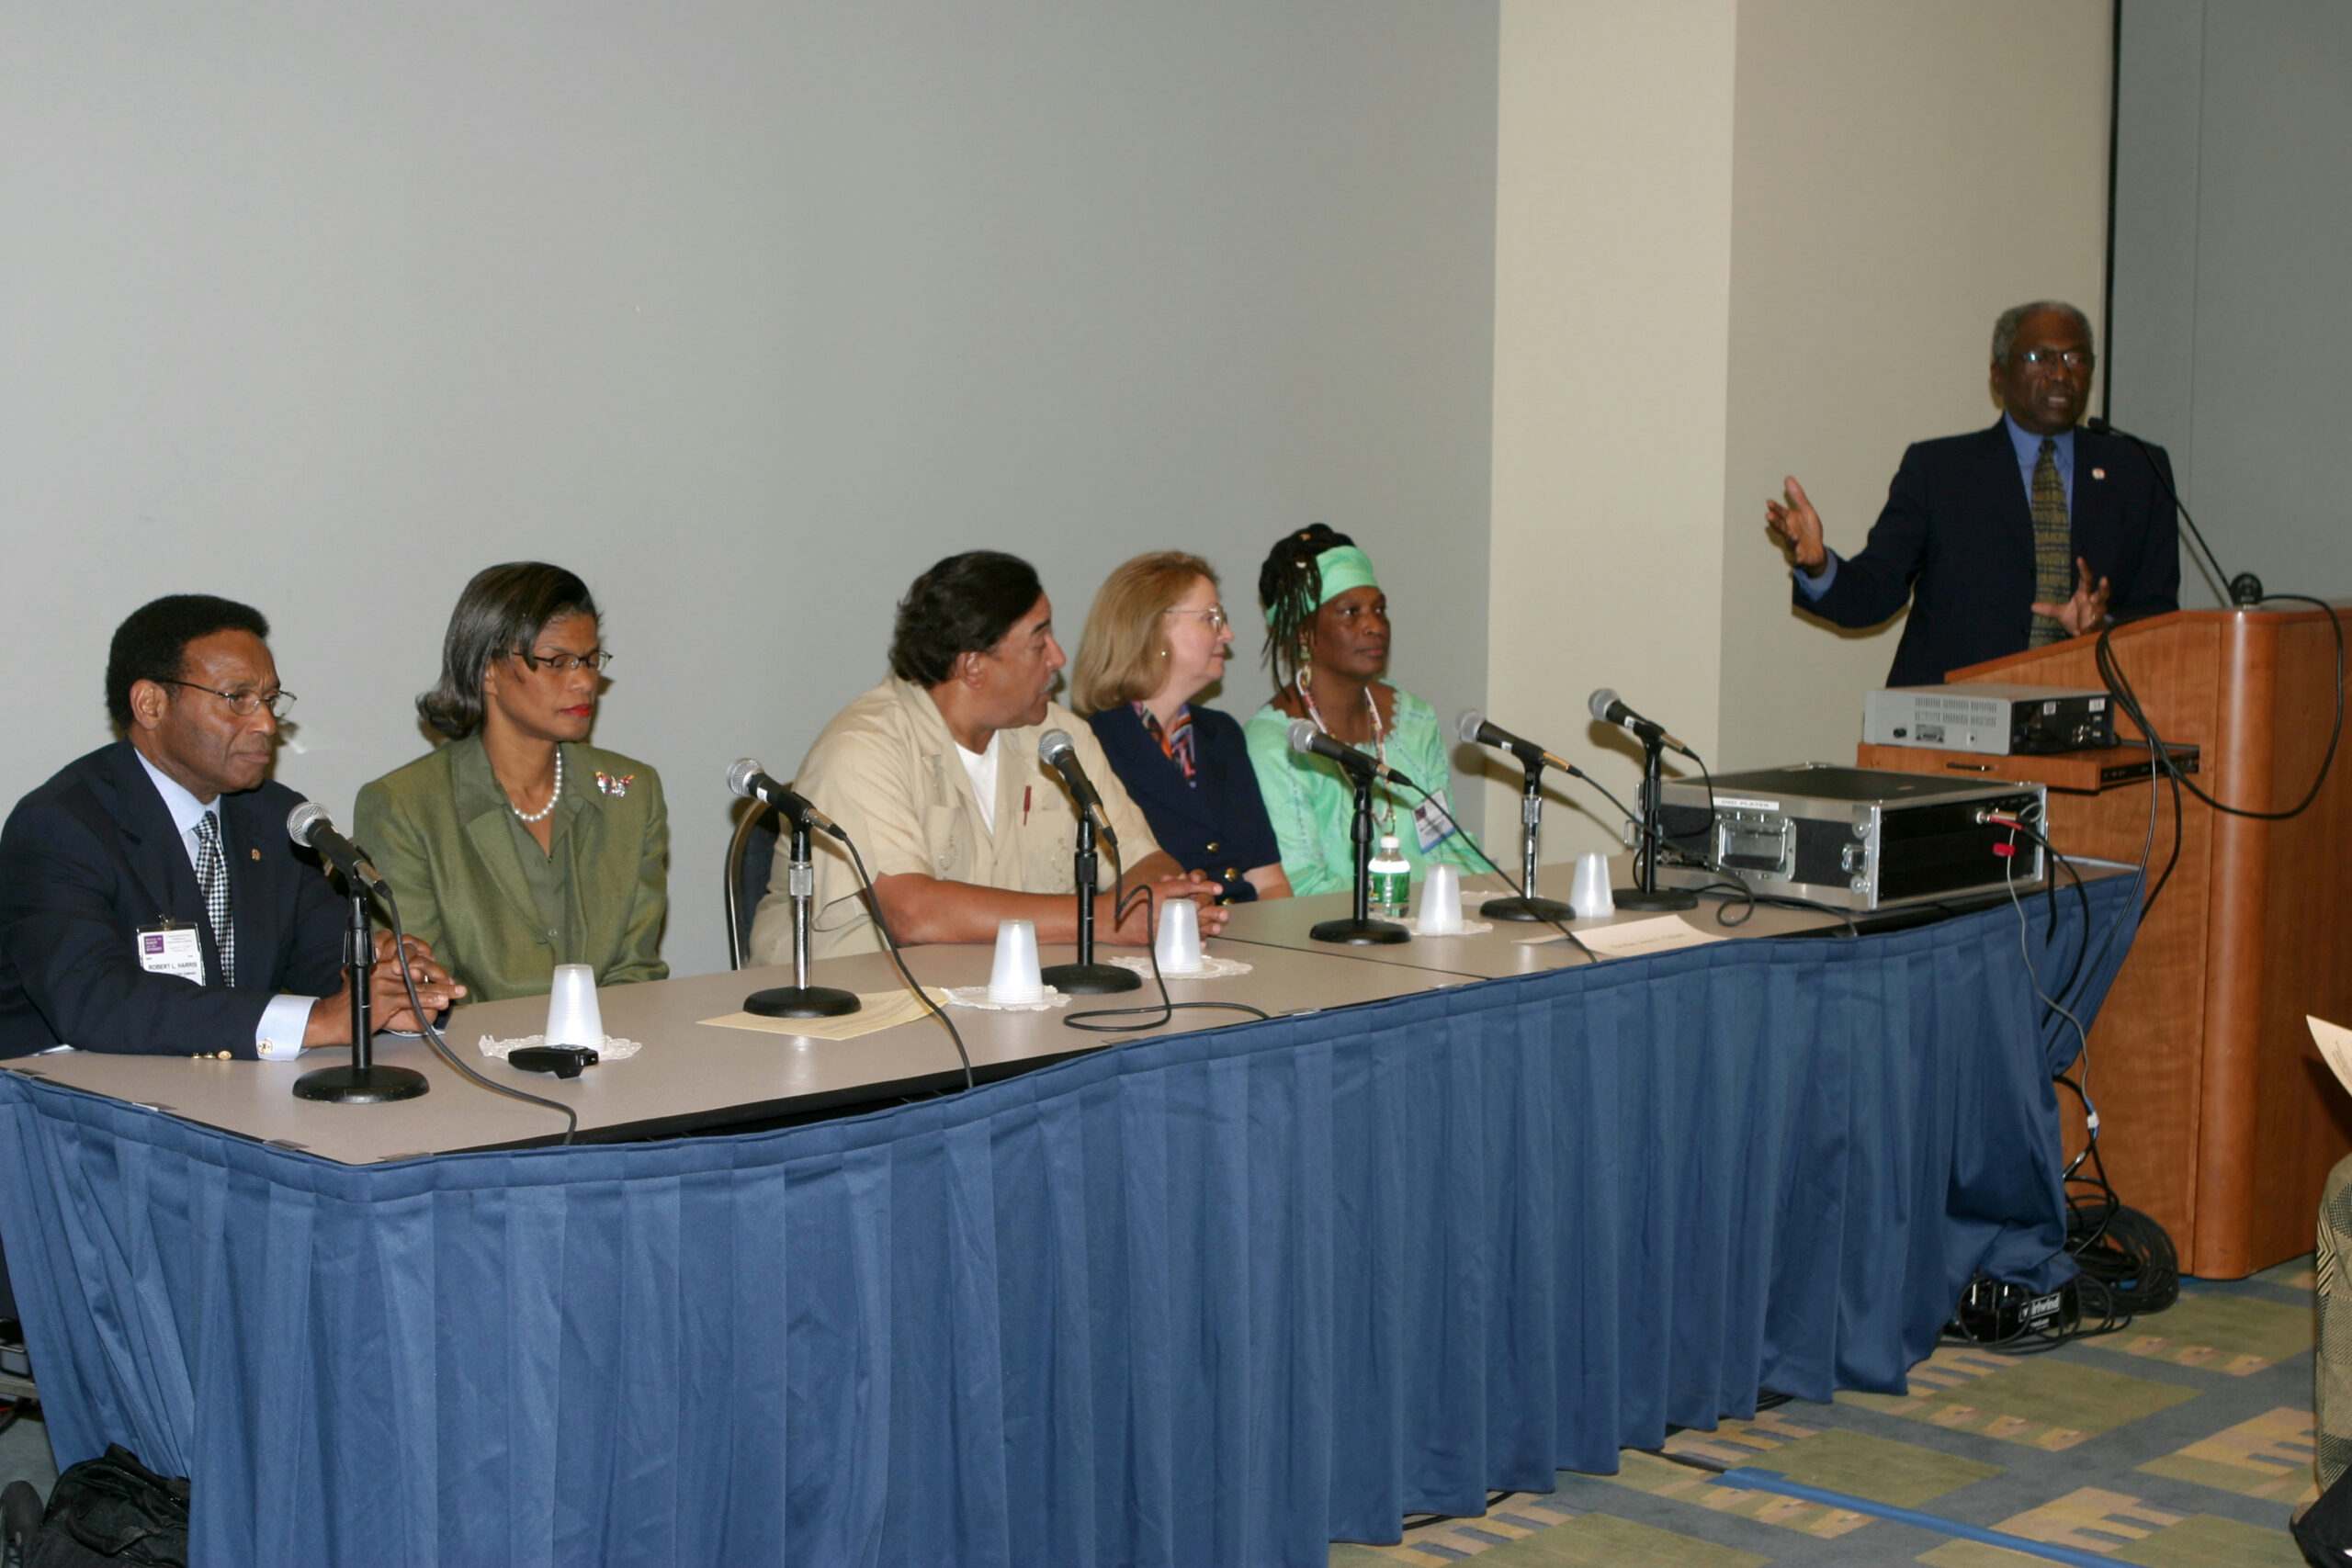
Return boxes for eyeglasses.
[159,680,296,719]
[514,649,615,675]
[1162,606,1230,635]
[2015,347,2094,370]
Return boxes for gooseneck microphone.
[1455,711,1578,923]
[1035,730,1137,993]
[287,802,390,896]
[728,759,846,840]
[1587,689,1695,759]
[731,759,861,1019]
[1037,730,1118,852]
[285,801,431,1105]
[1455,710,1583,777]
[2083,416,2261,606]
[1286,718,1419,793]
[1581,692,1698,911]
[1284,721,1410,945]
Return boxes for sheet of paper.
[703,987,950,1041]
[1516,914,1723,959]
[2309,1016,2352,1098]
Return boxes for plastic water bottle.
[1368,834,1411,919]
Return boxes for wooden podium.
[1856,606,2352,1277]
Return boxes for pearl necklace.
[513,749,563,823]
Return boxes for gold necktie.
[2030,437,2072,647]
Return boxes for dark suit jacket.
[0,742,346,1058]
[1799,420,2180,688]
[1088,704,1279,902]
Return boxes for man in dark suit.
[0,594,462,1060]
[1765,301,2180,687]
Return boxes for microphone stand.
[1040,813,1140,994]
[1613,733,1696,912]
[1310,773,1409,944]
[294,878,429,1103]
[1481,761,1573,921]
[744,817,860,1018]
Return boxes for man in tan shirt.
[750,551,1228,962]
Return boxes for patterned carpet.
[1331,1259,2318,1567]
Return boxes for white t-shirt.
[956,733,1001,833]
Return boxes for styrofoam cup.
[1569,852,1616,919]
[1413,863,1464,933]
[988,919,1046,1003]
[545,963,605,1046]
[1154,896,1204,974]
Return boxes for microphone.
[1286,717,1420,793]
[727,759,846,840]
[287,802,390,896]
[2083,416,2260,605]
[1588,689,1696,758]
[1455,709,1582,777]
[1037,730,1119,851]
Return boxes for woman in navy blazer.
[1073,553,1289,902]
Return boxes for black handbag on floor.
[2296,1460,2352,1566]
[18,1446,187,1568]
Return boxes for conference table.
[0,863,2136,1567]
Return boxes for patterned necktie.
[2030,436,2073,647]
[194,811,236,987]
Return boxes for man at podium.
[1764,300,2180,686]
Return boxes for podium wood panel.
[1858,605,2352,1277]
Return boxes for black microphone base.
[1310,916,1410,945]
[1041,961,1141,995]
[743,985,862,1019]
[1613,886,1697,912]
[292,1064,430,1103]
[1481,894,1575,922]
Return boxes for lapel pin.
[250,848,261,860]
[2091,467,2106,480]
[595,772,633,797]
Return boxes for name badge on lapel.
[136,919,205,985]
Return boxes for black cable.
[839,834,975,1092]
[1569,771,1650,852]
[1062,883,1274,1033]
[2092,598,2345,823]
[1683,874,1860,937]
[1397,785,1600,963]
[2000,831,2094,1082]
[377,881,579,1144]
[1990,811,2090,1012]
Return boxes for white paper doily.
[1398,918,1493,936]
[942,986,1073,1012]
[1106,954,1255,980]
[479,1033,644,1061]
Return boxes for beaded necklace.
[1295,671,1395,832]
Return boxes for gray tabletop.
[1213,856,1850,978]
[0,853,1974,1168]
[0,932,1472,1166]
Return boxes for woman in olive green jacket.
[354,562,667,1002]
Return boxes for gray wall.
[0,3,1498,977]
[2111,0,2352,604]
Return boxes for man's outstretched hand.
[1764,476,1827,571]
[2031,557,2112,638]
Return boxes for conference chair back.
[724,802,781,970]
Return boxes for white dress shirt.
[133,750,319,1059]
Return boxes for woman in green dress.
[354,562,668,1002]
[1241,525,1482,897]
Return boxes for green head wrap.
[1265,543,1381,629]
[1310,544,1379,607]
